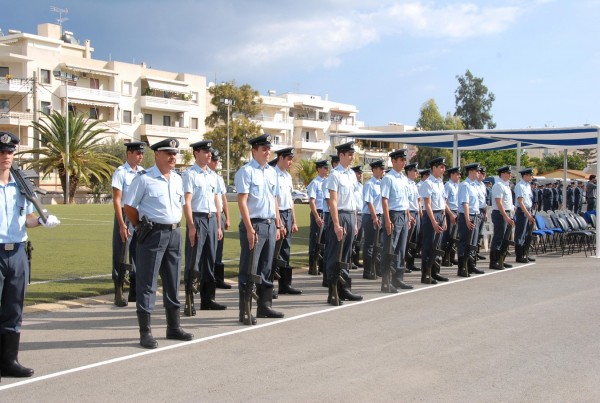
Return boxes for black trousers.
[324,212,355,284]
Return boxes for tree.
[455,69,496,129]
[576,148,597,166]
[413,99,457,168]
[460,150,530,175]
[294,159,318,188]
[529,152,586,174]
[24,111,121,204]
[204,81,263,183]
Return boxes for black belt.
[432,210,443,213]
[339,210,354,214]
[0,242,24,251]
[251,218,274,224]
[193,212,214,218]
[479,208,486,212]
[317,209,323,213]
[459,212,477,217]
[152,222,180,230]
[279,209,292,213]
[390,210,407,215]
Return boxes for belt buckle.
[208,213,212,218]
[171,223,177,230]
[266,219,272,224]
[4,243,15,251]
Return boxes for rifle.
[10,162,48,223]
[311,213,325,275]
[423,214,446,283]
[271,235,285,282]
[184,231,200,317]
[115,239,132,307]
[242,227,261,325]
[329,231,348,306]
[370,225,382,278]
[497,216,515,268]
[523,211,537,256]
[466,215,480,269]
[382,228,397,290]
[26,241,33,284]
[406,217,417,260]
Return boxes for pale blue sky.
[3,0,599,129]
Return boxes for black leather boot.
[278,267,302,295]
[489,250,503,270]
[468,255,484,274]
[127,272,137,302]
[256,288,285,318]
[200,281,227,310]
[441,250,452,267]
[238,289,257,325]
[457,256,469,277]
[215,263,232,289]
[165,307,193,341]
[515,245,528,263]
[392,269,414,289]
[338,280,363,301]
[450,249,459,265]
[432,262,449,282]
[0,333,34,377]
[137,312,158,349]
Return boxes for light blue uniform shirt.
[216,174,226,213]
[326,165,358,211]
[416,181,425,208]
[111,162,142,207]
[307,176,325,211]
[275,165,293,210]
[234,159,278,219]
[381,169,410,211]
[407,179,420,211]
[445,180,459,211]
[354,182,364,213]
[515,179,533,209]
[124,165,184,225]
[362,177,382,215]
[492,179,513,212]
[182,164,218,213]
[458,178,480,215]
[476,181,487,209]
[0,174,35,243]
[420,176,446,210]
[321,178,330,213]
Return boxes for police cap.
[248,134,272,147]
[150,138,179,153]
[478,165,487,173]
[519,167,534,176]
[0,131,19,152]
[315,160,329,168]
[330,154,340,164]
[351,165,363,173]
[446,166,461,175]
[189,140,212,150]
[210,148,221,161]
[464,162,480,172]
[275,147,294,157]
[124,141,145,152]
[335,141,355,153]
[404,162,418,172]
[497,165,511,174]
[419,168,431,176]
[369,160,385,169]
[389,149,408,159]
[267,157,278,167]
[429,157,446,168]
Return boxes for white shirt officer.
[381,169,410,211]
[235,159,278,219]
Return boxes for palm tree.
[23,111,121,204]
[295,159,318,188]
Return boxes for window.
[274,136,280,145]
[90,78,99,90]
[122,81,132,96]
[305,131,310,141]
[191,92,199,103]
[89,107,99,120]
[123,110,132,124]
[144,114,152,125]
[191,117,198,130]
[163,115,171,127]
[40,69,51,84]
[0,67,8,77]
[41,101,51,114]
[68,104,77,114]
[0,99,8,113]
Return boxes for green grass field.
[25,203,312,305]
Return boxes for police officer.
[182,140,226,316]
[542,183,554,212]
[586,175,597,211]
[319,155,338,287]
[551,182,560,211]
[416,168,430,256]
[515,168,536,263]
[362,160,385,280]
[457,163,481,277]
[475,167,488,262]
[380,149,413,293]
[124,138,193,349]
[405,162,421,273]
[0,131,60,379]
[489,166,515,271]
[272,147,302,295]
[235,134,284,324]
[566,182,575,212]
[307,160,329,275]
[419,157,450,284]
[441,166,460,267]
[111,141,145,307]
[574,181,583,214]
[208,149,232,289]
[324,142,363,304]
[351,165,364,270]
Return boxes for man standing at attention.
[124,138,193,349]
[111,141,145,307]
[307,159,329,275]
[361,160,385,280]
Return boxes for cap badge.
[169,140,177,148]
[0,134,10,144]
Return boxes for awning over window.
[60,63,118,77]
[143,77,189,94]
[70,99,115,108]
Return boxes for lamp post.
[53,71,78,204]
[220,98,235,185]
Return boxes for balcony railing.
[57,86,121,105]
[0,77,32,93]
[140,96,191,112]
[294,139,329,152]
[140,124,191,138]
[0,112,33,125]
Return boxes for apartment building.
[0,23,206,161]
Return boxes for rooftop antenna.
[50,6,69,32]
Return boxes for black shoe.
[477,253,486,260]
[216,280,232,289]
[527,256,536,262]
[327,295,344,305]
[404,267,412,273]
[278,285,302,295]
[339,286,363,301]
[257,307,285,318]
[200,300,227,310]
[363,272,377,280]
[421,275,437,284]
[0,333,34,377]
[457,269,470,277]
[137,312,158,349]
[504,262,514,267]
[381,283,399,293]
[516,257,528,263]
[166,327,193,341]
[165,308,193,341]
[432,273,448,282]
[469,267,485,275]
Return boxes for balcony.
[140,124,191,139]
[0,112,33,125]
[294,140,329,152]
[140,96,191,112]
[293,118,329,130]
[57,85,121,106]
[0,77,32,93]
[254,115,293,131]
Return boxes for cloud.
[214,1,524,72]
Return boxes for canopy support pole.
[596,130,600,258]
[453,134,458,167]
[517,142,522,172]
[563,149,568,211]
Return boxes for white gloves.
[39,215,61,228]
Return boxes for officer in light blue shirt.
[0,131,60,378]
[475,167,489,261]
[324,142,363,304]
[111,141,144,307]
[405,162,421,273]
[307,159,329,275]
[319,155,338,286]
[351,165,364,270]
[361,160,384,280]
[380,149,413,292]
[234,134,284,324]
[441,166,460,267]
[182,140,225,316]
[456,163,482,277]
[489,165,515,270]
[514,168,536,263]
[124,137,192,349]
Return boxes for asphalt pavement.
[1,252,599,402]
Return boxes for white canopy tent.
[345,125,600,257]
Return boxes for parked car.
[225,185,238,202]
[292,190,309,204]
